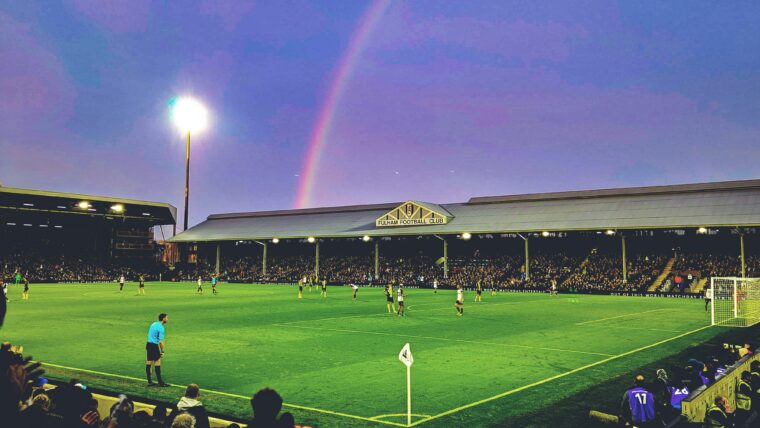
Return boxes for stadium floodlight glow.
[362,235,371,242]
[78,201,91,209]
[172,97,208,134]
[57,205,67,209]
[23,203,34,207]
[272,238,280,244]
[697,227,708,234]
[541,231,550,237]
[461,232,472,240]
[605,229,615,236]
[6,222,16,226]
[307,236,316,243]
[54,225,63,228]
[110,204,125,213]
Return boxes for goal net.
[710,277,760,327]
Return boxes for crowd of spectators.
[563,253,668,293]
[615,341,756,427]
[1,254,166,283]
[3,248,757,294]
[0,344,294,428]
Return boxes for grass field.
[1,282,722,427]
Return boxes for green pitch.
[2,283,720,427]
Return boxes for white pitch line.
[409,324,713,426]
[575,308,671,325]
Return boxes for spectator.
[704,396,733,428]
[169,384,210,428]
[751,361,760,413]
[250,387,295,428]
[734,371,752,426]
[620,374,657,428]
[172,412,197,428]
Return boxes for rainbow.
[294,0,390,209]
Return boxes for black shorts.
[139,283,145,288]
[387,296,393,303]
[455,300,463,306]
[476,290,482,295]
[146,343,161,361]
[24,285,29,291]
[398,301,404,306]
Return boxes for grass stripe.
[409,324,712,426]
[272,323,615,357]
[40,362,406,427]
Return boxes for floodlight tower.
[172,97,208,233]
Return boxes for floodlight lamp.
[697,227,708,234]
[272,238,280,244]
[461,232,472,240]
[78,201,90,209]
[111,204,124,213]
[541,231,550,237]
[307,236,316,243]
[604,229,616,236]
[173,97,208,134]
[362,235,371,242]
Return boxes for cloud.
[71,0,152,33]
[373,4,589,63]
[200,0,256,32]
[0,12,76,137]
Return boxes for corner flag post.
[399,343,414,426]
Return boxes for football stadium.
[3,3,760,428]
[2,181,760,427]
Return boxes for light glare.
[461,232,472,240]
[173,97,208,133]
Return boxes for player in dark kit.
[621,374,656,427]
[385,282,395,313]
[145,313,170,387]
[22,277,29,300]
[138,275,145,295]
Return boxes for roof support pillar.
[315,240,320,278]
[443,238,448,279]
[215,243,221,276]
[374,240,379,280]
[262,242,268,277]
[740,232,746,279]
[518,234,529,281]
[621,234,627,283]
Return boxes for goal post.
[710,277,760,327]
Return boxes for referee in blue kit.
[146,313,169,387]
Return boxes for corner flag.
[399,343,413,367]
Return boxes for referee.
[146,313,169,387]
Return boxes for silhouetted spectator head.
[227,424,241,428]
[741,371,751,382]
[633,374,645,388]
[172,412,196,428]
[251,387,283,422]
[153,403,168,421]
[185,383,200,399]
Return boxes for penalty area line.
[40,362,405,427]
[409,324,713,427]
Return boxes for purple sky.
[1,1,759,230]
